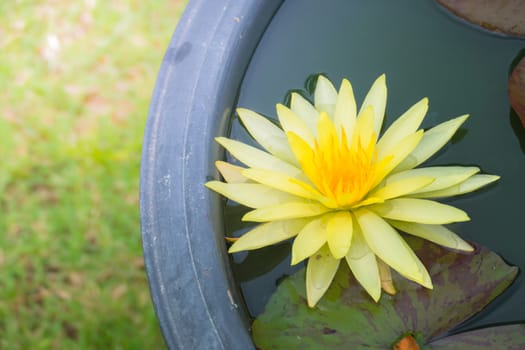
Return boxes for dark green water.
[227,0,525,331]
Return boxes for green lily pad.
[429,324,525,349]
[436,0,525,37]
[509,55,525,128]
[252,237,518,349]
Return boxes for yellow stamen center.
[293,112,390,208]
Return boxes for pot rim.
[140,1,284,349]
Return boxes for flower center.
[315,133,376,207]
[298,113,389,208]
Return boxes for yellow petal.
[372,131,424,188]
[388,220,473,251]
[377,259,397,295]
[306,245,340,307]
[355,209,420,279]
[368,176,434,201]
[412,174,500,198]
[286,129,313,160]
[229,219,310,253]
[317,111,338,150]
[345,224,381,302]
[334,79,357,144]
[242,201,330,222]
[286,132,321,188]
[326,211,353,259]
[216,137,301,177]
[205,181,300,208]
[351,197,385,208]
[395,114,469,172]
[352,105,376,149]
[286,132,342,208]
[355,208,430,287]
[412,252,433,289]
[242,168,325,202]
[358,74,387,136]
[215,161,248,183]
[237,108,298,165]
[369,198,470,224]
[314,75,338,117]
[291,215,330,265]
[377,97,428,158]
[388,166,479,195]
[276,104,315,147]
[290,92,319,134]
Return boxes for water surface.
[228,0,525,330]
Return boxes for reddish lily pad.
[429,324,525,349]
[509,55,525,128]
[437,0,525,37]
[252,238,518,349]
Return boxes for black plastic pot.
[140,1,284,349]
[141,0,525,348]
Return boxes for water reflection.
[232,243,292,283]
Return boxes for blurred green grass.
[0,0,187,348]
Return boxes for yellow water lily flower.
[206,75,499,307]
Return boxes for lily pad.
[429,324,525,349]
[252,238,518,349]
[437,0,525,37]
[509,55,525,128]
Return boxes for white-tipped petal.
[276,104,316,147]
[395,114,469,172]
[355,208,427,286]
[216,137,301,177]
[237,108,298,165]
[229,218,310,253]
[358,74,387,136]
[215,161,248,183]
[290,92,319,133]
[306,245,340,307]
[291,215,330,265]
[334,79,357,143]
[326,211,353,259]
[369,198,470,224]
[345,224,381,302]
[412,174,500,198]
[314,75,338,117]
[242,202,330,222]
[205,181,300,208]
[377,97,428,158]
[387,166,480,195]
[388,220,473,252]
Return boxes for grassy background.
[0,0,187,348]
